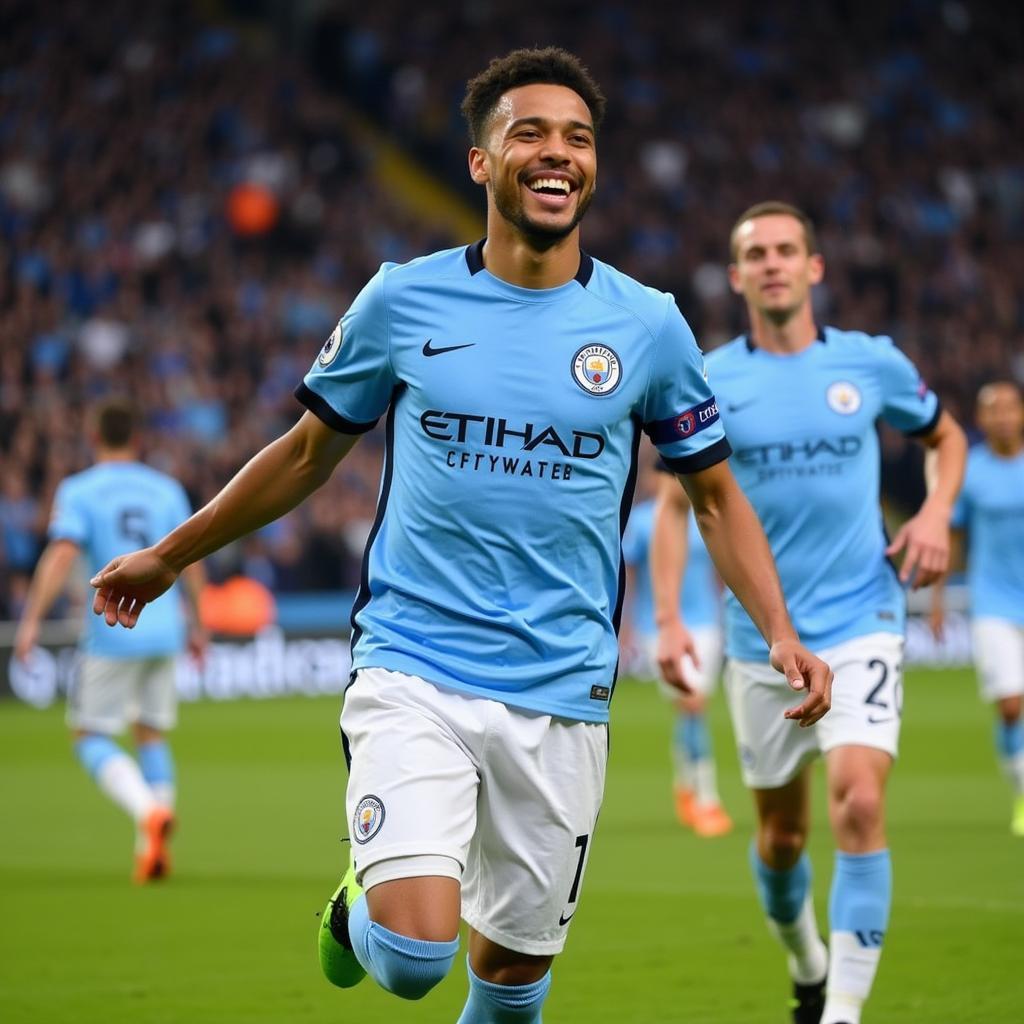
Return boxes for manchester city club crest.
[318,322,343,366]
[571,344,622,396]
[826,380,862,415]
[352,794,385,844]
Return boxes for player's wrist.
[654,611,683,629]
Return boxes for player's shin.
[750,845,828,985]
[75,735,157,821]
[995,717,1024,794]
[138,739,176,808]
[456,961,552,1024]
[822,849,892,1024]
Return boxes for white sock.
[151,782,176,809]
[672,744,692,790]
[767,895,828,985]
[1004,751,1024,795]
[692,758,720,806]
[96,754,157,822]
[822,931,882,1024]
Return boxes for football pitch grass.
[2,667,1022,1023]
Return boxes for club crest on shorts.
[318,322,343,366]
[572,344,621,396]
[826,380,861,415]
[352,794,385,844]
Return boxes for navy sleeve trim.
[660,437,732,475]
[903,399,943,439]
[294,383,380,435]
[655,457,673,475]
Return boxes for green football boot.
[318,857,367,988]
[1012,795,1024,838]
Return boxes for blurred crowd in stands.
[3,0,1023,618]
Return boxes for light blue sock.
[750,845,811,925]
[75,735,123,778]
[995,718,1024,758]
[829,849,891,947]
[137,740,175,787]
[457,960,552,1024]
[347,894,458,1000]
[681,713,712,761]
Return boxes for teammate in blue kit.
[622,465,732,836]
[931,381,1024,835]
[654,201,967,1024]
[89,53,831,1022]
[14,398,206,882]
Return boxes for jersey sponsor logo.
[734,435,862,482]
[352,794,385,844]
[422,338,475,357]
[318,323,343,366]
[571,344,622,396]
[826,380,862,415]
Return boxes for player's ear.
[808,252,825,285]
[468,147,490,186]
[727,263,743,295]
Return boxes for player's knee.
[834,783,884,835]
[759,824,806,865]
[372,932,458,1000]
[998,695,1022,724]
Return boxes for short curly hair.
[461,47,606,147]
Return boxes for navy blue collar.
[744,325,827,352]
[465,239,594,288]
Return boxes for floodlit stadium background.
[1,3,1023,1022]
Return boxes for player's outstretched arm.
[91,412,359,629]
[679,461,833,727]
[650,473,700,694]
[885,410,967,588]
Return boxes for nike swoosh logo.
[558,911,576,926]
[726,399,757,413]
[867,716,894,725]
[423,339,475,357]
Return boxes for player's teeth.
[529,178,570,193]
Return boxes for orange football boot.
[674,786,696,828]
[134,806,175,883]
[691,802,733,838]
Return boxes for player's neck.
[482,219,581,289]
[747,305,817,354]
[987,436,1023,458]
[96,446,137,463]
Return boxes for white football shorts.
[636,626,723,700]
[725,632,904,789]
[340,667,608,956]
[972,618,1024,701]
[67,654,178,734]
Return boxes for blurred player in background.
[87,51,831,1023]
[931,381,1024,835]
[14,397,206,882]
[621,458,731,836]
[654,202,967,1024]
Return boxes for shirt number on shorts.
[864,658,902,723]
[558,833,589,926]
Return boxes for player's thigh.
[462,707,608,957]
[341,668,482,885]
[971,619,1024,702]
[724,658,819,789]
[66,655,136,734]
[135,656,178,730]
[816,633,903,760]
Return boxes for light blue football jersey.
[49,462,192,658]
[622,498,720,636]
[952,444,1024,624]
[706,327,940,660]
[297,242,729,722]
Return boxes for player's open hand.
[769,638,833,728]
[90,548,179,629]
[656,618,701,695]
[885,504,951,589]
